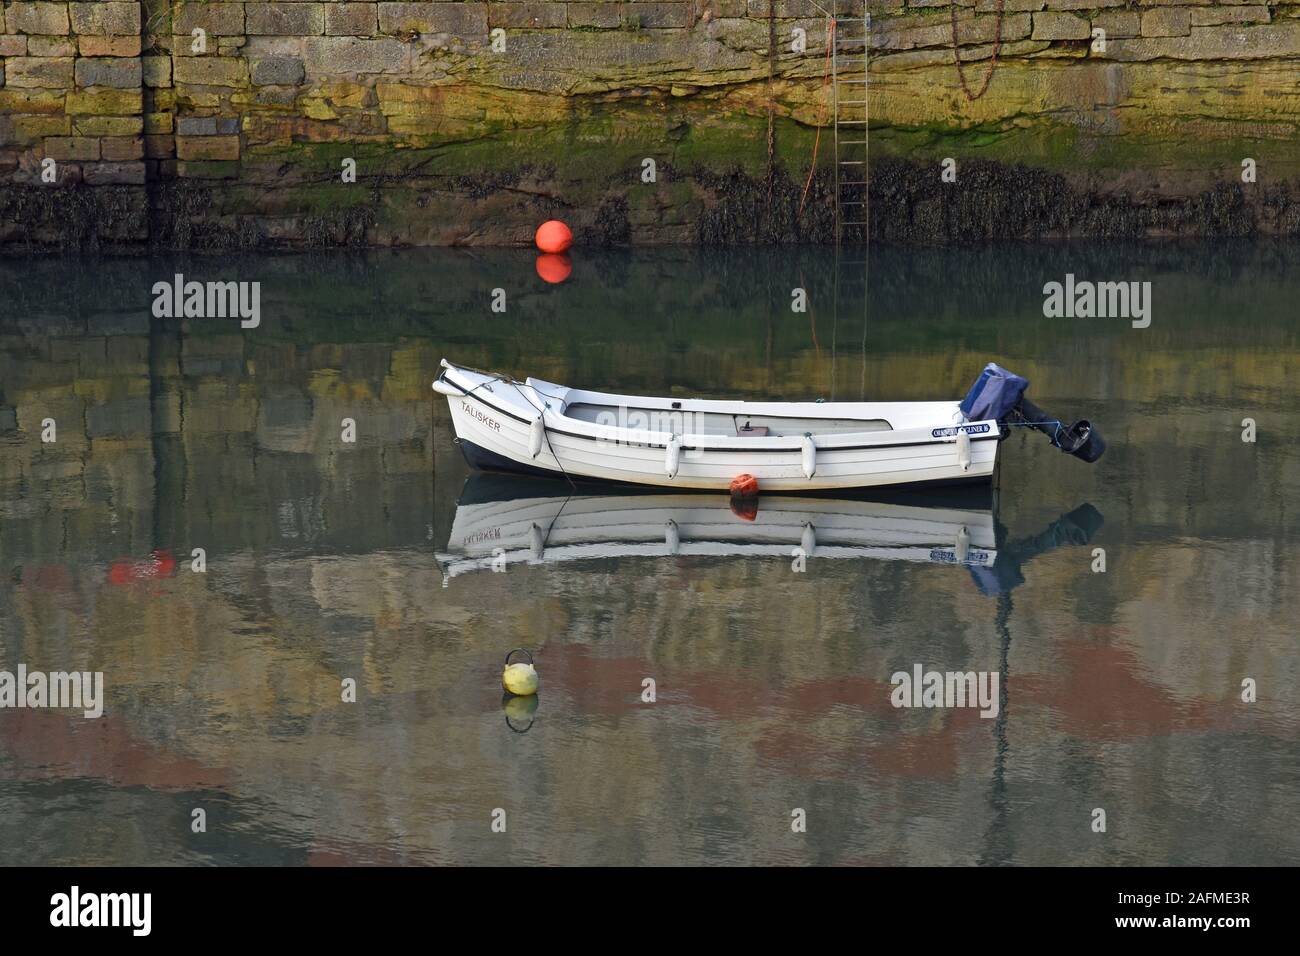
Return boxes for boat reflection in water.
[437,476,1104,591]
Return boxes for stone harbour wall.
[2,1,1300,248]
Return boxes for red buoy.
[535,253,572,284]
[729,473,759,498]
[535,220,573,253]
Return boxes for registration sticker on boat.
[931,423,991,438]
[930,548,995,566]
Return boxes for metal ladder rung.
[833,15,870,246]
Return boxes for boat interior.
[562,402,894,438]
[439,364,968,438]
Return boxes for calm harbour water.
[0,243,1296,866]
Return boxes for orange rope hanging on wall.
[799,18,836,217]
[952,0,1005,102]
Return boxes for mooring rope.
[508,380,578,491]
[952,0,1004,102]
[799,17,837,217]
[1006,417,1066,445]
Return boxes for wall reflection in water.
[1,244,1296,865]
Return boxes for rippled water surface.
[1,244,1296,865]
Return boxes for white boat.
[436,481,998,580]
[433,359,1009,493]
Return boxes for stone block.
[0,89,67,113]
[44,136,101,160]
[1141,8,1191,36]
[489,2,567,29]
[174,2,246,36]
[247,3,325,36]
[251,56,307,85]
[27,36,76,57]
[69,2,141,35]
[566,3,622,28]
[65,88,143,114]
[83,161,147,184]
[378,2,488,36]
[78,36,143,57]
[1106,22,1300,60]
[101,135,145,160]
[6,57,75,89]
[75,57,143,89]
[1092,10,1141,38]
[1032,10,1090,39]
[177,134,240,160]
[325,3,379,35]
[1189,7,1270,27]
[10,3,70,36]
[176,115,218,135]
[174,56,249,87]
[12,115,71,140]
[72,114,143,135]
[301,36,409,73]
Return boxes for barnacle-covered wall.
[2,1,1300,247]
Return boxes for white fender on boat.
[665,436,681,478]
[956,429,971,472]
[801,435,816,480]
[665,519,680,555]
[529,522,545,560]
[955,525,970,564]
[801,522,817,557]
[529,415,545,459]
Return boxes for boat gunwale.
[436,364,1003,454]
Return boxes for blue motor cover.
[960,363,1030,422]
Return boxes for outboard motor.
[960,363,1106,463]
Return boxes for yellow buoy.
[502,648,539,696]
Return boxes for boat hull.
[436,366,1001,494]
[455,437,994,492]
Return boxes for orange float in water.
[536,253,572,284]
[729,473,759,498]
[535,220,573,253]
